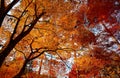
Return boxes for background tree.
[69,0,120,77]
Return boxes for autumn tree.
[0,0,45,67]
[1,0,120,78]
[0,0,81,77]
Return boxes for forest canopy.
[0,0,120,78]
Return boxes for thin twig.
[14,48,26,59]
[10,0,33,40]
[22,16,29,32]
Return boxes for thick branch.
[5,0,19,13]
[0,12,45,67]
[0,0,19,27]
[10,0,33,40]
[14,11,46,42]
[0,0,5,11]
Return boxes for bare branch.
[29,49,55,61]
[102,23,120,45]
[21,16,29,32]
[29,50,45,61]
[15,11,45,40]
[0,0,45,67]
[27,38,47,60]
[5,0,19,12]
[10,0,33,40]
[0,0,5,10]
[34,1,38,17]
[29,39,34,53]
[15,48,27,59]
[7,14,19,19]
[0,0,20,27]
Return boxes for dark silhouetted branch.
[0,0,19,27]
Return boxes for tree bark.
[13,59,29,78]
[0,40,16,67]
[0,0,19,27]
[0,12,45,67]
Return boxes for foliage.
[0,0,120,78]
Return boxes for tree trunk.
[0,0,5,27]
[13,59,29,78]
[0,40,16,67]
[0,7,5,27]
